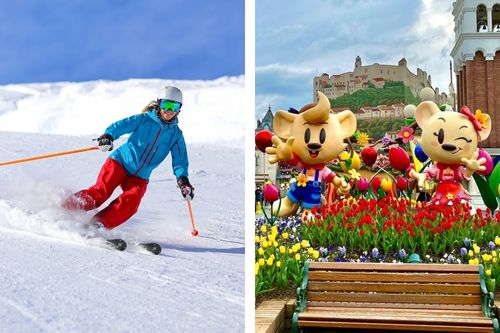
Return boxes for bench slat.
[308,271,480,283]
[306,301,483,311]
[308,262,480,273]
[297,320,493,332]
[307,306,485,318]
[308,281,481,294]
[307,291,482,305]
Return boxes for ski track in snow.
[0,130,244,333]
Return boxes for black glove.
[177,176,194,200]
[97,134,113,152]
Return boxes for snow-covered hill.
[0,77,244,332]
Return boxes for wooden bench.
[292,262,499,332]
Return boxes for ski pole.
[0,146,99,167]
[186,198,199,236]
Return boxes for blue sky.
[256,0,455,119]
[0,0,244,84]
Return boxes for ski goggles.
[159,99,182,112]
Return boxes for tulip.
[381,178,393,192]
[263,183,280,203]
[357,177,369,192]
[371,177,381,191]
[255,130,273,153]
[476,148,493,175]
[339,151,361,172]
[388,147,410,171]
[361,146,378,167]
[396,176,407,191]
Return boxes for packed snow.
[0,77,245,333]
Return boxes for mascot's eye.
[433,129,444,144]
[305,128,311,143]
[455,136,472,143]
[320,128,326,144]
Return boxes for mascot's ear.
[336,110,357,139]
[478,114,491,141]
[415,101,440,128]
[273,111,297,139]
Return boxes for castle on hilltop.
[313,56,450,107]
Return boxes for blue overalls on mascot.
[265,91,356,217]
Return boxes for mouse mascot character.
[409,101,491,206]
[265,91,356,217]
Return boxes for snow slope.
[0,77,244,333]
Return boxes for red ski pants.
[63,158,148,229]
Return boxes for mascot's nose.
[441,144,457,152]
[307,143,322,150]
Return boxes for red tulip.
[255,130,273,153]
[388,147,410,171]
[396,176,407,191]
[361,146,378,167]
[262,183,280,203]
[371,177,381,191]
[476,148,493,175]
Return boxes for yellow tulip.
[255,235,260,243]
[282,232,289,239]
[258,258,265,266]
[255,262,260,275]
[307,247,314,255]
[495,237,500,246]
[339,151,361,172]
[492,250,497,257]
[313,250,319,259]
[262,240,268,248]
[258,248,264,256]
[276,261,281,268]
[482,254,492,262]
[273,241,278,247]
[381,178,393,193]
[301,240,310,248]
[468,250,474,257]
[493,258,497,264]
[486,269,492,277]
[268,234,276,242]
[279,246,286,254]
[473,244,480,254]
[266,257,274,266]
[260,225,267,233]
[295,253,301,261]
[271,226,278,235]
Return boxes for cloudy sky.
[0,0,244,84]
[256,0,456,119]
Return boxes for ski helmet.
[158,85,183,104]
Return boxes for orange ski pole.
[0,146,99,167]
[186,199,199,236]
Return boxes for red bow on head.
[460,105,483,132]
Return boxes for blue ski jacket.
[104,110,188,181]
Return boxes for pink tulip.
[477,149,493,176]
[357,177,369,192]
[263,183,280,203]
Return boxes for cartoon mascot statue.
[266,91,356,217]
[409,101,491,206]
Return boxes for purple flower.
[489,241,495,250]
[460,247,468,256]
[463,238,471,248]
[338,246,346,256]
[381,135,391,146]
[447,255,455,264]
[398,249,407,259]
[371,248,379,259]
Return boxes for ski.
[105,238,127,251]
[137,242,162,255]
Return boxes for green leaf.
[473,173,498,212]
[488,162,500,196]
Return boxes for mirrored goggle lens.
[159,99,181,112]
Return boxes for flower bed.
[255,197,500,296]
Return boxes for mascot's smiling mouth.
[308,149,320,158]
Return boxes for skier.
[63,85,194,229]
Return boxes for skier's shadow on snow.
[163,243,244,254]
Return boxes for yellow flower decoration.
[296,173,308,187]
[381,178,393,192]
[475,109,489,126]
[357,132,370,146]
[446,193,454,200]
[348,169,361,180]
